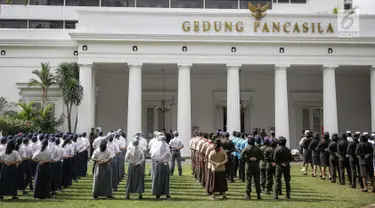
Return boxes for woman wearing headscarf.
[207,138,228,200]
[15,137,27,195]
[308,133,321,177]
[21,136,34,193]
[150,135,172,199]
[316,132,331,180]
[30,136,41,178]
[92,140,113,199]
[107,134,120,192]
[0,140,22,200]
[62,137,74,188]
[125,139,145,199]
[32,139,53,199]
[55,138,66,191]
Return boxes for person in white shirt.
[79,133,90,177]
[107,134,120,191]
[62,137,74,188]
[169,131,184,176]
[0,140,22,200]
[92,132,105,150]
[55,138,66,191]
[117,130,127,178]
[21,136,34,193]
[125,139,145,200]
[48,137,61,195]
[71,135,79,182]
[92,140,113,199]
[15,137,27,195]
[30,136,41,178]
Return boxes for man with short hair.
[169,131,184,176]
[273,136,293,199]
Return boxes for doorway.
[301,107,324,135]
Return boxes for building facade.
[1,0,375,156]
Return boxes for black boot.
[286,192,291,199]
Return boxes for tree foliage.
[28,62,56,104]
[55,62,83,133]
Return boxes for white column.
[274,65,290,147]
[323,65,339,135]
[127,64,143,142]
[177,64,192,157]
[226,65,241,135]
[77,64,93,134]
[91,69,96,130]
[370,66,375,132]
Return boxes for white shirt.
[347,137,353,142]
[63,144,74,157]
[118,136,127,150]
[57,145,67,162]
[107,141,119,158]
[92,148,111,161]
[0,150,22,163]
[48,143,60,162]
[21,144,34,159]
[148,137,158,151]
[32,149,51,161]
[30,142,41,155]
[81,137,90,151]
[93,136,105,150]
[18,145,28,160]
[0,144,6,153]
[169,136,184,150]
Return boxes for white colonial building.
[0,0,375,156]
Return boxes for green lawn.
[2,163,375,208]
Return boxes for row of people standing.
[91,130,173,200]
[190,131,293,200]
[299,130,375,192]
[0,132,90,200]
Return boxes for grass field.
[1,162,375,208]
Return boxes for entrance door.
[144,106,171,140]
[301,107,324,135]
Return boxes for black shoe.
[222,195,228,200]
[126,194,130,200]
[0,196,3,200]
[286,193,291,199]
[156,196,161,200]
[139,194,143,200]
[12,196,19,200]
[362,189,368,192]
[257,193,262,200]
[331,180,336,183]
[166,195,171,200]
[93,196,98,200]
[107,196,114,199]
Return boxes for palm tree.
[16,101,37,120]
[55,62,83,133]
[28,62,56,104]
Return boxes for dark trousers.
[171,150,182,175]
[274,165,291,196]
[265,165,275,191]
[57,161,63,190]
[246,163,261,194]
[50,162,58,192]
[233,156,239,178]
[225,155,234,181]
[239,159,246,181]
[349,160,363,188]
[339,159,352,185]
[23,159,33,190]
[260,168,266,191]
[329,159,338,182]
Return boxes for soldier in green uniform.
[273,136,293,199]
[264,140,277,195]
[259,140,270,192]
[241,136,264,200]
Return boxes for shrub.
[0,117,38,136]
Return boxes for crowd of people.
[190,130,293,200]
[299,130,375,192]
[1,127,373,201]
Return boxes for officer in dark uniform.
[327,133,339,183]
[337,133,352,185]
[355,133,375,192]
[346,132,363,189]
[264,140,277,195]
[221,132,236,182]
[273,136,293,200]
[241,136,264,200]
[259,140,270,192]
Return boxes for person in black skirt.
[0,140,22,200]
[308,133,321,177]
[62,137,74,188]
[22,136,34,193]
[15,137,27,195]
[356,133,375,192]
[316,132,331,180]
[301,131,312,175]
[32,139,53,199]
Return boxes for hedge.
[0,117,38,136]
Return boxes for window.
[205,0,238,9]
[65,0,99,6]
[344,3,352,10]
[302,108,310,132]
[301,107,323,135]
[240,0,272,9]
[276,0,289,3]
[0,0,26,4]
[101,0,134,7]
[290,0,306,3]
[64,21,78,29]
[29,0,63,5]
[137,0,169,7]
[146,108,154,139]
[29,20,63,29]
[171,0,203,8]
[32,102,42,110]
[0,19,27,28]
